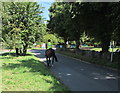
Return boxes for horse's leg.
[46,57,48,63]
[50,56,54,68]
[49,57,51,67]
[46,57,49,67]
[51,56,54,66]
[46,57,48,62]
[53,52,58,62]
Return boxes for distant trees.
[47,2,120,52]
[2,2,45,55]
[42,33,58,44]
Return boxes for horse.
[45,49,56,67]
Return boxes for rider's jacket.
[47,42,52,49]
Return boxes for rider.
[45,39,58,62]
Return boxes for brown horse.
[45,49,57,67]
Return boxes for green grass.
[90,48,120,52]
[90,48,102,52]
[1,52,69,92]
[29,47,46,50]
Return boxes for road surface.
[30,49,119,92]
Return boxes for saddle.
[45,49,54,57]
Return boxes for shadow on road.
[30,49,119,91]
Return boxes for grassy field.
[1,52,69,92]
[90,48,120,52]
[29,47,46,50]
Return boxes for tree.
[48,2,120,51]
[76,2,119,52]
[43,33,58,45]
[66,2,84,49]
[48,2,83,49]
[110,2,120,43]
[2,2,45,55]
[48,2,70,48]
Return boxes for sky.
[37,1,54,23]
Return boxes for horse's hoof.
[51,64,53,67]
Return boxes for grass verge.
[56,50,119,70]
[1,52,70,92]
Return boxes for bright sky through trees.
[38,1,54,23]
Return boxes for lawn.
[90,48,120,52]
[29,47,46,50]
[1,52,69,92]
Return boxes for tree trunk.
[15,48,19,55]
[63,39,67,49]
[101,39,110,53]
[75,40,80,49]
[23,44,28,56]
[19,48,22,55]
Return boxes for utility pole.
[110,41,114,62]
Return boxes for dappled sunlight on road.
[31,49,119,91]
[92,72,117,80]
[66,74,72,76]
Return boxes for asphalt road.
[30,49,119,92]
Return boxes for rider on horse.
[45,39,58,62]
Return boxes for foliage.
[43,33,58,44]
[110,2,120,42]
[2,2,45,55]
[79,3,114,52]
[80,32,94,45]
[48,2,120,52]
[48,2,71,48]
